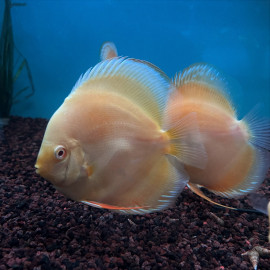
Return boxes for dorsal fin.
[70,57,172,125]
[100,41,118,61]
[174,63,236,117]
[174,63,225,88]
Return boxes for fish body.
[45,91,167,205]
[167,64,270,198]
[35,58,205,214]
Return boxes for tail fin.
[241,104,270,151]
[248,193,270,242]
[231,105,270,197]
[209,106,270,199]
[248,193,269,215]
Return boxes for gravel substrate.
[0,116,269,270]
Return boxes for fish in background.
[35,57,207,214]
[100,41,118,61]
[248,193,270,242]
[99,42,270,209]
[167,64,270,206]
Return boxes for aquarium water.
[0,0,269,119]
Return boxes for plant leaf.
[13,59,26,81]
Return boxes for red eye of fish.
[54,146,66,160]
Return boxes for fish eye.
[54,145,67,160]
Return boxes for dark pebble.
[0,116,270,269]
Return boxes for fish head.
[35,107,86,188]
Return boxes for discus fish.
[100,41,118,61]
[166,64,270,204]
[248,193,270,242]
[99,42,270,209]
[35,58,207,214]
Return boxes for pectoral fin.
[164,112,208,169]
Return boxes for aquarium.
[0,0,270,269]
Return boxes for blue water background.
[1,0,270,119]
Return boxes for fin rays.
[174,63,236,117]
[242,104,270,150]
[70,57,172,125]
[164,112,208,169]
[174,63,227,93]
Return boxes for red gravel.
[0,116,269,270]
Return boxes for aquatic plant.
[0,0,34,118]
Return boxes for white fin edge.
[81,201,103,208]
[174,63,228,92]
[71,67,93,94]
[173,63,234,113]
[70,57,172,125]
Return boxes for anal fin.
[81,200,150,214]
[188,183,238,210]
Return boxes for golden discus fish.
[100,42,270,208]
[167,64,270,202]
[35,57,207,214]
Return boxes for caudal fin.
[248,193,270,242]
[241,104,270,150]
[232,106,270,196]
[248,193,269,215]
